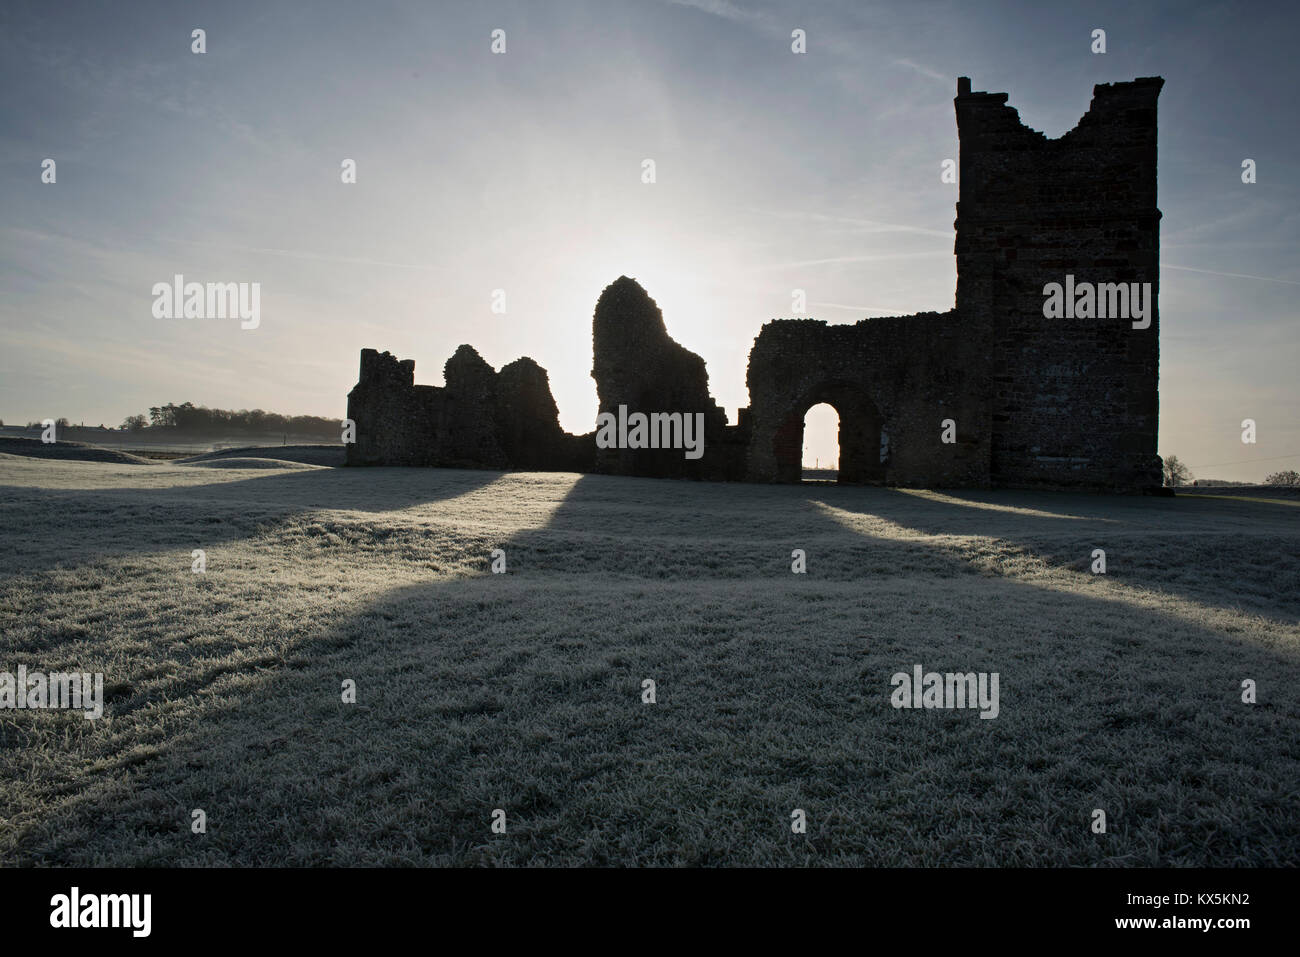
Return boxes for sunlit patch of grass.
[1180,493,1299,508]
[893,488,1123,522]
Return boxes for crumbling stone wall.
[345,347,590,472]
[496,357,591,471]
[743,312,990,486]
[345,350,422,466]
[346,76,1163,492]
[742,76,1163,490]
[590,276,741,479]
[440,345,507,468]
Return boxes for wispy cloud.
[760,251,950,270]
[1161,263,1300,286]
[893,58,948,83]
[667,0,763,23]
[154,238,446,272]
[748,208,954,240]
[809,301,915,315]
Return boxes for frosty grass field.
[1,445,1297,866]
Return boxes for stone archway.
[769,383,885,484]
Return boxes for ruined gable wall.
[955,76,1163,489]
[497,357,594,471]
[439,345,506,468]
[591,276,732,478]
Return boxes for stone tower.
[954,76,1164,489]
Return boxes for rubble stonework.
[590,276,742,479]
[955,75,1164,489]
[743,311,989,485]
[345,346,589,471]
[346,76,1164,490]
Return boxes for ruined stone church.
[347,76,1164,490]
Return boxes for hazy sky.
[2,0,1296,479]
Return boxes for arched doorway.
[771,384,885,485]
[801,403,839,482]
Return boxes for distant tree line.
[119,402,341,437]
[1162,453,1300,487]
[19,417,72,429]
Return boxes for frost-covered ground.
[1,450,1297,866]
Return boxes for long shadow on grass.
[0,465,509,578]
[5,472,1300,867]
[808,484,1300,625]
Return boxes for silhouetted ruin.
[346,345,589,471]
[347,76,1164,490]
[591,276,744,480]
